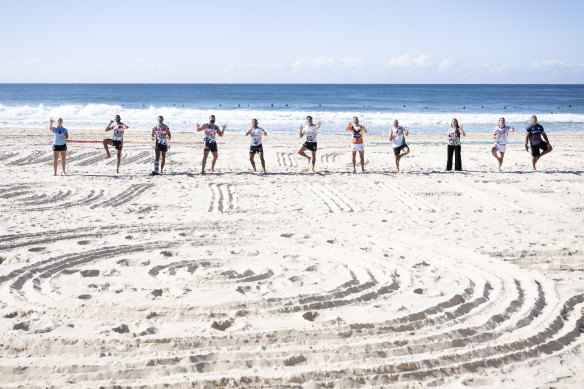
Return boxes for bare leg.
[53,151,58,175]
[534,145,553,170]
[116,149,121,173]
[311,151,316,172]
[298,146,311,165]
[211,151,218,172]
[250,153,257,172]
[160,151,166,173]
[491,147,503,170]
[202,150,209,173]
[352,151,357,173]
[103,139,113,158]
[359,150,365,172]
[395,155,400,172]
[61,150,66,174]
[259,152,266,173]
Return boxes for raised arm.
[315,121,323,130]
[49,118,54,132]
[196,123,203,132]
[218,124,226,137]
[460,125,466,136]
[404,126,408,136]
[345,122,352,132]
[245,127,252,136]
[105,120,114,132]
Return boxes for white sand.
[0,129,583,388]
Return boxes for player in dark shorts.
[246,119,268,173]
[390,119,410,172]
[297,115,322,172]
[103,114,129,173]
[151,116,172,175]
[49,118,68,175]
[196,115,226,174]
[525,115,553,170]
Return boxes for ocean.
[0,84,582,135]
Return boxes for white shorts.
[351,143,364,152]
[494,143,506,153]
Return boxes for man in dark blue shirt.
[525,115,553,170]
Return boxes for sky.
[1,0,583,83]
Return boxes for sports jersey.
[152,124,170,145]
[302,124,318,143]
[350,125,364,144]
[526,124,545,146]
[448,128,462,146]
[52,127,68,146]
[201,123,220,142]
[392,126,407,148]
[111,122,126,141]
[249,127,263,146]
[493,126,511,146]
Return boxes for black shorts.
[249,144,263,154]
[53,144,67,152]
[113,140,123,150]
[530,141,548,157]
[155,142,168,152]
[204,139,218,153]
[393,144,409,156]
[303,142,317,152]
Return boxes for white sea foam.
[1,104,583,134]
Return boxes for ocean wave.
[1,104,583,134]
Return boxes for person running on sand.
[525,115,553,171]
[446,118,465,171]
[492,117,515,171]
[246,119,267,173]
[49,118,68,175]
[197,115,226,174]
[390,119,410,172]
[297,115,322,172]
[151,116,171,175]
[103,115,128,173]
[345,116,367,173]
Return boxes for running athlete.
[525,115,553,170]
[196,115,226,174]
[103,115,128,173]
[389,119,410,172]
[151,115,172,175]
[49,118,68,175]
[491,117,515,171]
[297,115,322,172]
[245,118,267,173]
[345,116,367,173]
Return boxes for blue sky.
[1,0,583,83]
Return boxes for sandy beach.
[1,129,583,388]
